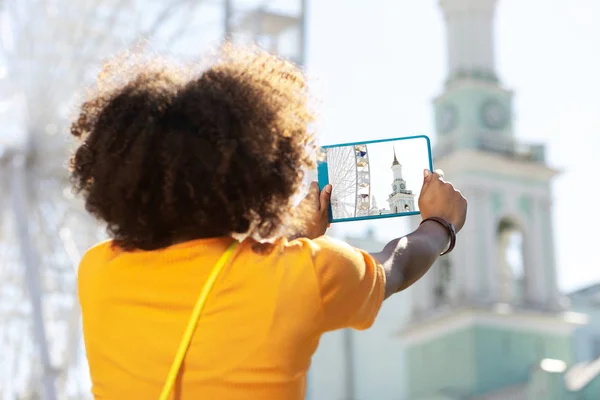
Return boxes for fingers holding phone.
[418,169,467,233]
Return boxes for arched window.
[497,218,525,304]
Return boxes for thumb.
[306,181,319,205]
[319,184,332,211]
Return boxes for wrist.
[418,219,451,254]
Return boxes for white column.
[461,186,479,300]
[444,180,469,303]
[540,198,561,308]
[528,196,547,306]
[483,190,499,302]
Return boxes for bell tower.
[388,149,415,213]
[400,1,585,398]
[434,0,517,156]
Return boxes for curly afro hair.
[69,45,317,251]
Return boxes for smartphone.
[317,135,433,223]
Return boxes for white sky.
[305,0,600,293]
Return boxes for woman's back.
[79,236,384,399]
[70,43,467,399]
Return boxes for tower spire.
[439,0,499,83]
[392,147,400,167]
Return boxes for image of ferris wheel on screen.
[317,135,433,223]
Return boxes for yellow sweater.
[78,235,385,399]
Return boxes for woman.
[71,45,467,399]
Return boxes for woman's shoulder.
[77,239,119,276]
[286,235,356,252]
[243,235,356,260]
[81,239,117,261]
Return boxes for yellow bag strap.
[159,240,239,400]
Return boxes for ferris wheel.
[0,1,308,398]
[326,144,371,219]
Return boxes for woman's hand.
[290,181,332,240]
[419,169,467,232]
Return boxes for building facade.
[308,0,600,398]
[569,284,600,363]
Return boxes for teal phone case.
[317,134,433,223]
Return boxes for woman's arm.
[293,170,466,301]
[371,220,450,299]
[371,169,467,299]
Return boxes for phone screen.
[317,135,432,223]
